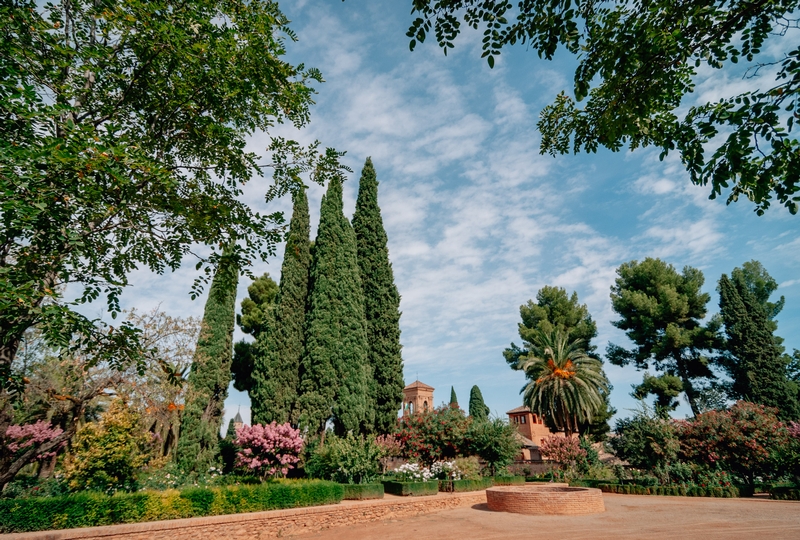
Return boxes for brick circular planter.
[486,485,605,515]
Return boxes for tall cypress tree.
[251,189,312,425]
[469,385,490,421]
[231,273,278,397]
[450,386,458,407]
[352,158,404,433]
[718,273,800,420]
[176,252,239,473]
[298,178,372,435]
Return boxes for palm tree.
[519,329,609,437]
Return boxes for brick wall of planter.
[3,491,487,540]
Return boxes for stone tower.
[402,380,434,416]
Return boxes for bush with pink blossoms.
[540,435,586,480]
[235,422,303,480]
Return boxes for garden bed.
[381,480,439,496]
[770,486,800,500]
[341,483,384,500]
[438,478,492,492]
[0,480,343,534]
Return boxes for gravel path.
[291,493,800,540]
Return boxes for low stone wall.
[3,491,487,540]
[486,486,605,515]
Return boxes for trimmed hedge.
[341,483,384,500]
[598,484,739,498]
[770,486,800,500]
[438,478,493,493]
[492,476,525,486]
[381,480,439,497]
[569,478,619,489]
[0,480,343,534]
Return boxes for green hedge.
[0,480,343,534]
[770,486,800,500]
[492,476,525,486]
[341,483,384,500]
[569,478,619,488]
[438,478,493,493]
[381,480,439,497]
[598,484,739,498]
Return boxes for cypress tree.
[469,385,490,421]
[175,252,239,473]
[352,158,404,433]
[297,178,372,435]
[718,273,800,419]
[251,189,312,425]
[450,386,458,407]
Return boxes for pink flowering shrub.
[5,421,65,459]
[540,435,586,479]
[235,422,303,479]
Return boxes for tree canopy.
[608,258,721,416]
[407,0,800,214]
[0,0,347,399]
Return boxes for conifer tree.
[718,273,800,420]
[352,158,404,433]
[251,189,312,425]
[175,252,239,473]
[298,179,372,435]
[231,273,278,396]
[469,385,490,421]
[450,386,458,407]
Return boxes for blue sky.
[121,0,800,428]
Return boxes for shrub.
[381,480,438,496]
[540,436,585,479]
[63,400,151,493]
[454,456,482,480]
[439,478,492,492]
[396,405,471,465]
[609,405,679,472]
[375,434,404,473]
[235,422,303,480]
[466,418,521,475]
[342,483,384,500]
[678,401,788,486]
[492,475,525,485]
[430,460,462,480]
[394,462,433,482]
[304,433,381,484]
[0,480,342,533]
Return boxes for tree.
[0,0,348,394]
[519,329,609,436]
[352,158,404,434]
[251,189,312,426]
[608,258,721,416]
[450,386,459,408]
[718,272,800,419]
[468,385,490,421]
[231,273,279,396]
[505,286,613,435]
[678,401,788,486]
[539,436,586,480]
[175,252,238,474]
[504,286,598,367]
[407,0,800,214]
[297,178,373,435]
[633,373,685,418]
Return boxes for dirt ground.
[292,493,800,540]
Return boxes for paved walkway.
[292,494,800,540]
